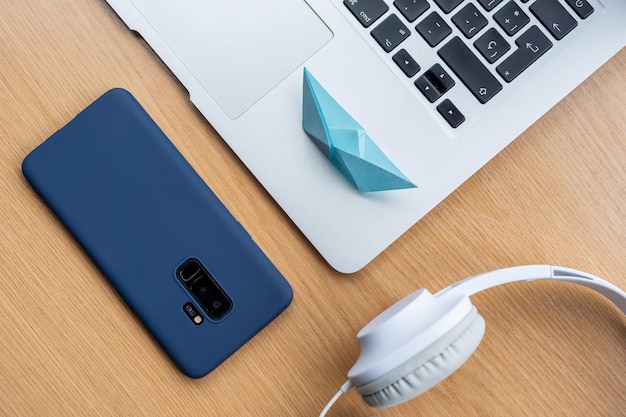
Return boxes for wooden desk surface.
[1,1,625,416]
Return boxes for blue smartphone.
[22,89,293,378]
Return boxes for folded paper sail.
[301,68,416,192]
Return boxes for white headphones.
[320,265,626,415]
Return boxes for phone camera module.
[177,259,232,321]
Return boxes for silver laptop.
[103,0,625,273]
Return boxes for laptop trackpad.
[129,0,333,119]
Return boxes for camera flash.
[183,302,204,325]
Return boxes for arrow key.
[437,99,465,128]
[428,64,455,92]
[393,49,421,77]
[414,64,455,102]
[415,74,442,103]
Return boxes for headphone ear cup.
[356,307,486,409]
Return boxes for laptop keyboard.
[343,0,594,128]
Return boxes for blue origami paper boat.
[301,68,416,192]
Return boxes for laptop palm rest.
[128,0,333,119]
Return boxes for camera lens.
[190,276,212,301]
[178,260,201,281]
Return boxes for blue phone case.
[22,89,292,378]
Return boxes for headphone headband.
[437,265,626,314]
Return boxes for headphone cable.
[319,380,354,417]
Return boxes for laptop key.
[428,64,455,92]
[394,0,430,22]
[437,99,465,128]
[474,28,510,63]
[496,25,552,82]
[372,14,411,52]
[416,12,452,47]
[438,36,502,103]
[344,0,389,28]
[452,3,488,39]
[415,63,456,102]
[393,49,421,77]
[563,0,593,19]
[434,0,463,14]
[494,1,530,36]
[477,0,504,12]
[530,0,577,40]
[415,75,443,102]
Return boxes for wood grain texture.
[0,1,624,416]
